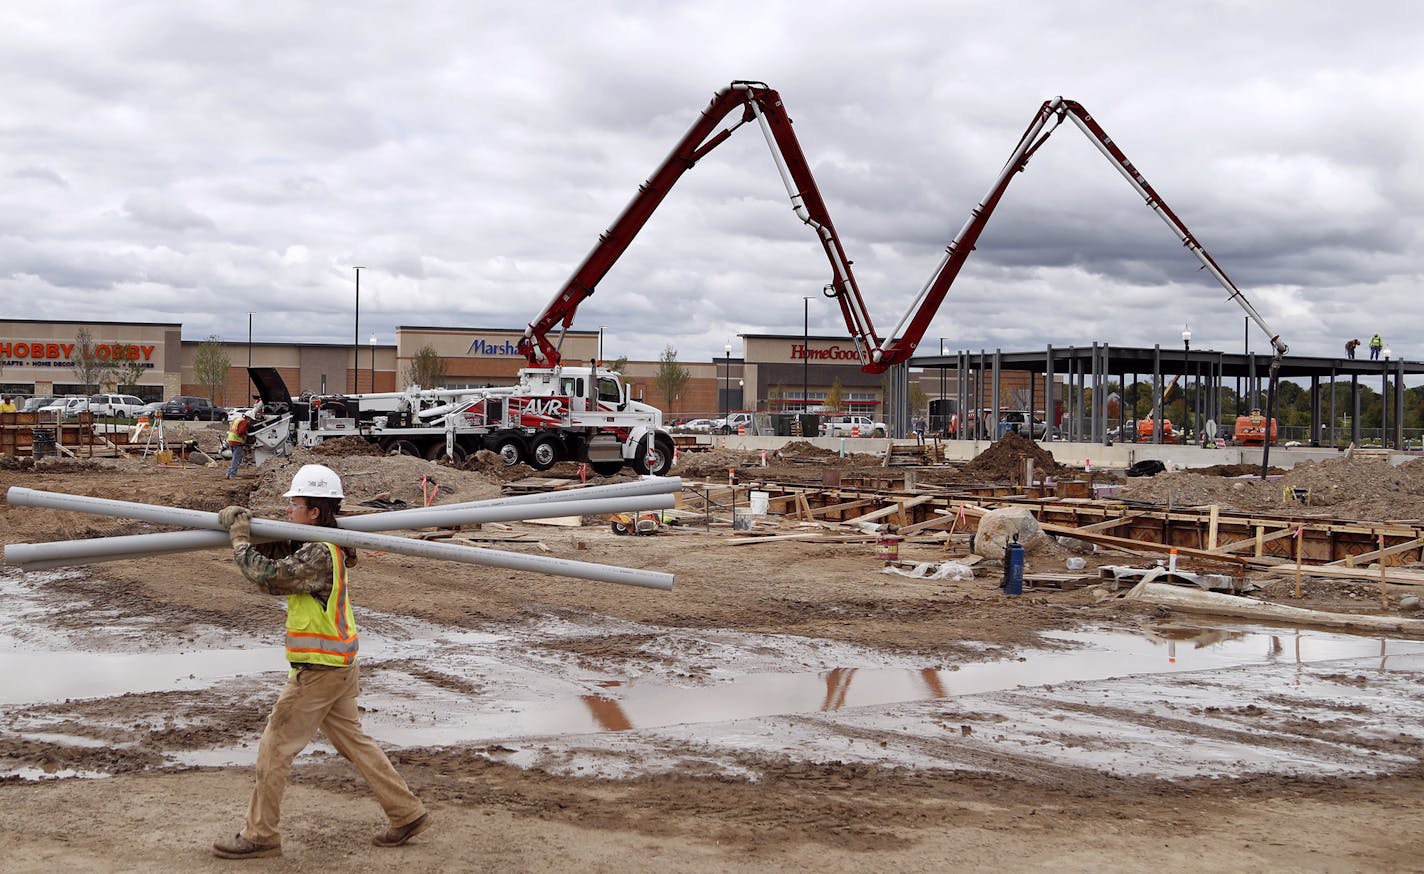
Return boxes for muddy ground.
[2,436,1423,872]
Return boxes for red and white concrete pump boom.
[519,81,1287,376]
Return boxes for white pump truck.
[242,365,676,476]
[245,80,1288,475]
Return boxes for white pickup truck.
[819,415,888,438]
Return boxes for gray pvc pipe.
[3,488,676,589]
[3,492,674,567]
[16,522,673,590]
[434,476,682,511]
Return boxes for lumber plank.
[1074,512,1148,534]
[1263,563,1424,586]
[853,495,933,524]
[1211,526,1297,555]
[1326,536,1424,567]
[729,532,876,546]
[1036,521,1272,566]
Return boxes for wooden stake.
[1294,527,1304,599]
[1381,533,1389,609]
[1207,504,1220,550]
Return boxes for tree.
[110,339,146,392]
[403,345,446,390]
[653,344,690,412]
[908,382,928,416]
[193,335,230,404]
[606,355,628,374]
[72,328,106,397]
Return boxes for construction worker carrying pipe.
[212,464,430,859]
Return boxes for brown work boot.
[373,812,431,847]
[212,833,281,859]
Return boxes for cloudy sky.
[3,1,1420,370]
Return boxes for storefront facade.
[1,318,895,419]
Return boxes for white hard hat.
[283,464,344,499]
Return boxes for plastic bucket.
[31,428,56,458]
[749,490,769,515]
[876,533,901,563]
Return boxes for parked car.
[135,401,166,418]
[88,393,146,419]
[718,411,755,434]
[820,415,888,438]
[678,418,717,433]
[996,410,1048,439]
[21,395,58,413]
[42,397,93,420]
[967,409,1048,439]
[161,396,226,421]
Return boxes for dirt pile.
[1115,454,1424,520]
[307,435,385,457]
[962,431,1065,480]
[247,444,506,513]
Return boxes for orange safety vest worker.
[284,543,359,667]
[226,416,250,446]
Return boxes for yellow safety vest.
[285,543,359,667]
[226,418,248,446]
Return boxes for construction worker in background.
[224,411,251,479]
[0,395,15,413]
[1345,338,1360,360]
[212,464,429,860]
[1370,334,1384,360]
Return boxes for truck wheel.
[386,439,422,457]
[492,435,524,467]
[527,434,561,471]
[591,460,624,476]
[873,428,886,438]
[633,434,675,476]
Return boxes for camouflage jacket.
[233,539,359,600]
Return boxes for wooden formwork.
[745,480,1424,568]
[0,411,120,457]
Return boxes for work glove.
[218,505,252,547]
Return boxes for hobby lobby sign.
[0,341,157,362]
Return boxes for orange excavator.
[1233,410,1277,446]
[1136,375,1180,443]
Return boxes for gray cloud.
[0,1,1420,371]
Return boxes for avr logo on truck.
[511,396,569,426]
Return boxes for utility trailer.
[243,366,676,476]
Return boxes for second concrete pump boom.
[519,81,1287,378]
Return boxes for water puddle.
[364,624,1424,747]
[0,638,286,705]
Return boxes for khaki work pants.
[241,664,425,845]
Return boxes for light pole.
[1383,348,1392,448]
[352,266,365,394]
[722,342,731,421]
[1182,326,1192,442]
[939,338,947,433]
[598,326,607,365]
[369,334,377,393]
[803,297,812,414]
[247,313,253,368]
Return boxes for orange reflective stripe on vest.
[285,543,359,666]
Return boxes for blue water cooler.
[1001,535,1024,596]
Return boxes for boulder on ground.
[973,506,1049,557]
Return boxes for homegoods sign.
[790,343,860,362]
